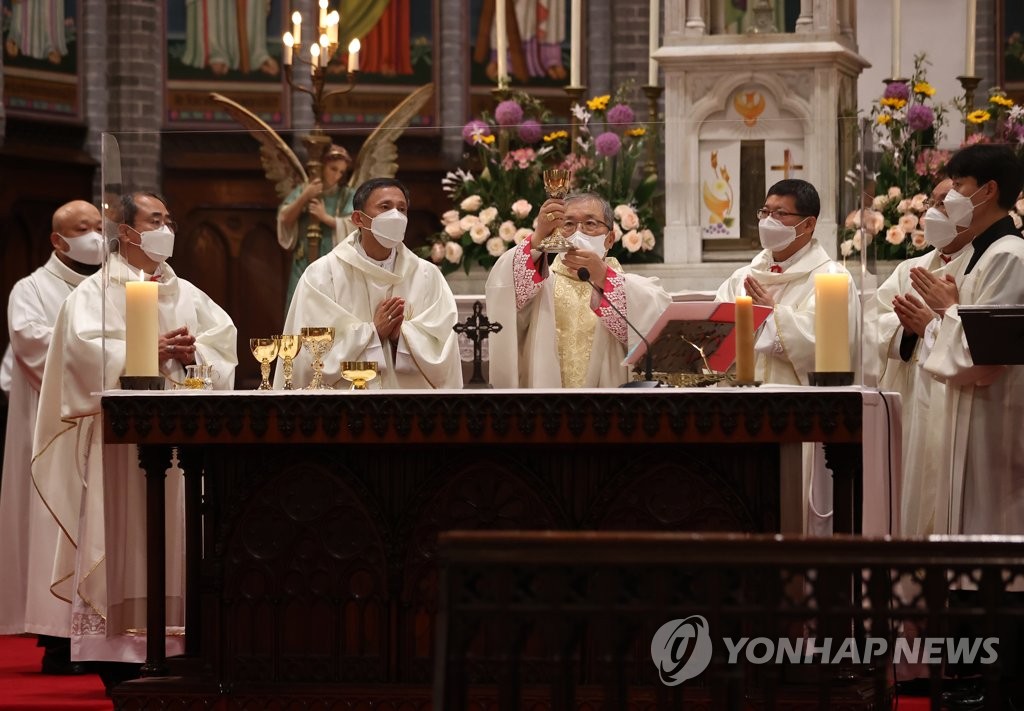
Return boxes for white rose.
[910,194,927,212]
[441,209,460,225]
[498,220,517,242]
[486,236,507,257]
[898,214,918,233]
[852,229,864,251]
[621,229,642,253]
[459,214,480,232]
[444,241,464,264]
[479,206,499,225]
[613,223,623,243]
[640,229,655,250]
[619,207,640,231]
[887,186,903,199]
[897,199,911,214]
[469,223,490,244]
[911,230,927,249]
[513,227,532,245]
[613,204,633,221]
[1013,212,1024,230]
[444,221,465,238]
[885,225,906,245]
[840,239,854,257]
[511,199,533,219]
[460,195,483,212]
[430,242,445,263]
[871,195,889,211]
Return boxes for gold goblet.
[341,361,379,390]
[539,168,573,252]
[250,337,279,390]
[300,326,335,390]
[273,334,302,390]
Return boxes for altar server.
[279,177,463,390]
[486,192,670,388]
[31,192,237,668]
[912,143,1024,535]
[0,201,102,674]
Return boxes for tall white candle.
[570,0,581,86]
[496,0,508,83]
[348,39,360,72]
[891,0,901,78]
[292,11,301,47]
[648,0,659,87]
[282,32,294,66]
[125,280,159,377]
[965,0,977,75]
[310,43,320,74]
[814,273,851,373]
[319,0,328,29]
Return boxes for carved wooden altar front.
[101,389,865,709]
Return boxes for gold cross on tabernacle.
[770,149,804,179]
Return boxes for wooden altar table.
[100,387,895,709]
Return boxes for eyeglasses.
[756,208,808,221]
[563,219,610,235]
[136,217,178,233]
[922,199,945,211]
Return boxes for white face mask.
[758,215,807,252]
[921,207,959,250]
[133,224,175,263]
[568,230,608,258]
[364,208,407,250]
[943,186,987,228]
[60,230,105,265]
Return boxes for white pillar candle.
[891,0,901,78]
[734,296,755,383]
[648,0,659,86]
[814,273,851,373]
[348,39,360,72]
[125,281,159,377]
[570,0,581,86]
[965,0,977,75]
[495,0,508,83]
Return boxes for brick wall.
[977,0,995,98]
[83,0,108,199]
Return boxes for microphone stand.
[577,267,661,388]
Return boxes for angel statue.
[210,84,434,308]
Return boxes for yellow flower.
[990,95,1015,108]
[913,82,936,97]
[876,113,892,125]
[625,127,646,137]
[473,133,496,144]
[967,109,992,124]
[543,130,569,142]
[586,94,611,111]
[880,98,907,110]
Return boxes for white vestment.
[277,231,463,390]
[715,240,859,535]
[922,229,1024,535]
[875,248,972,536]
[31,256,237,662]
[486,242,671,388]
[0,254,88,636]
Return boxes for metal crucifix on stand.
[453,301,502,388]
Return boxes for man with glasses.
[31,191,238,687]
[715,179,857,536]
[486,192,670,387]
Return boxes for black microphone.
[576,267,660,388]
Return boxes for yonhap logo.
[650,616,714,685]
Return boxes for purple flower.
[518,119,543,144]
[883,82,910,101]
[907,104,935,132]
[494,100,524,127]
[606,103,635,127]
[594,131,622,157]
[462,119,491,145]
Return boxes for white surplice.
[277,231,463,390]
[875,247,972,536]
[486,241,671,388]
[715,240,859,535]
[31,255,237,662]
[922,228,1024,535]
[0,254,89,636]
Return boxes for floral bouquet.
[420,85,660,274]
[957,87,1024,160]
[840,186,930,261]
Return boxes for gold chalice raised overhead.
[539,168,574,253]
[341,361,379,390]
[300,326,335,390]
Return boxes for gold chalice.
[250,337,279,390]
[341,361,379,390]
[539,168,574,253]
[300,326,335,390]
[273,334,302,390]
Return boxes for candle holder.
[957,75,982,138]
[564,85,586,155]
[120,375,165,390]
[641,84,663,179]
[808,371,855,387]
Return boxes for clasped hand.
[909,267,959,316]
[159,326,196,365]
[374,297,406,344]
[892,293,935,338]
[744,276,775,307]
